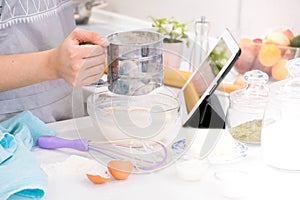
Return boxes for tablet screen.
[183,37,232,114]
[180,29,241,128]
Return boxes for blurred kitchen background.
[99,0,300,38]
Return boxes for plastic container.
[262,58,300,170]
[226,70,269,144]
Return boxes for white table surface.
[32,116,300,200]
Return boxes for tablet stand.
[183,93,226,129]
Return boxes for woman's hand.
[50,28,109,87]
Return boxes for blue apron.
[0,0,76,123]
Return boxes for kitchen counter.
[33,116,300,200]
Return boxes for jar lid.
[230,70,269,105]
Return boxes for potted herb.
[150,16,189,69]
[150,16,189,46]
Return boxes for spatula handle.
[37,136,88,151]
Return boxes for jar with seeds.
[225,70,269,144]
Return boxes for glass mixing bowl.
[87,86,181,144]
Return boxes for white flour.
[40,155,109,178]
[208,130,246,163]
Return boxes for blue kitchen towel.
[0,111,55,200]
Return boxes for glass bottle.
[189,16,210,72]
[226,70,269,144]
[262,58,300,170]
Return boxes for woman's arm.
[0,50,56,91]
[0,28,109,92]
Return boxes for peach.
[252,38,263,52]
[253,38,263,44]
[234,47,256,74]
[276,27,294,41]
[258,44,281,67]
[271,58,289,81]
[238,38,256,48]
[234,38,258,74]
[264,31,290,46]
[252,57,272,76]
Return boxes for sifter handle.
[37,136,88,151]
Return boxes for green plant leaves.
[150,16,189,47]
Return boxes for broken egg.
[107,160,134,180]
[86,173,110,184]
[86,162,110,184]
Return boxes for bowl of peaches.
[218,28,300,93]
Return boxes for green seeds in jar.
[228,119,262,143]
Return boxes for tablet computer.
[180,29,241,127]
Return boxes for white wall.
[240,0,300,37]
[104,0,300,39]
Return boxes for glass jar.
[226,70,269,144]
[262,58,300,170]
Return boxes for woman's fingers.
[78,44,106,58]
[71,28,109,46]
[71,46,106,86]
[54,28,109,87]
[75,63,105,86]
[79,52,106,67]
[73,41,107,86]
